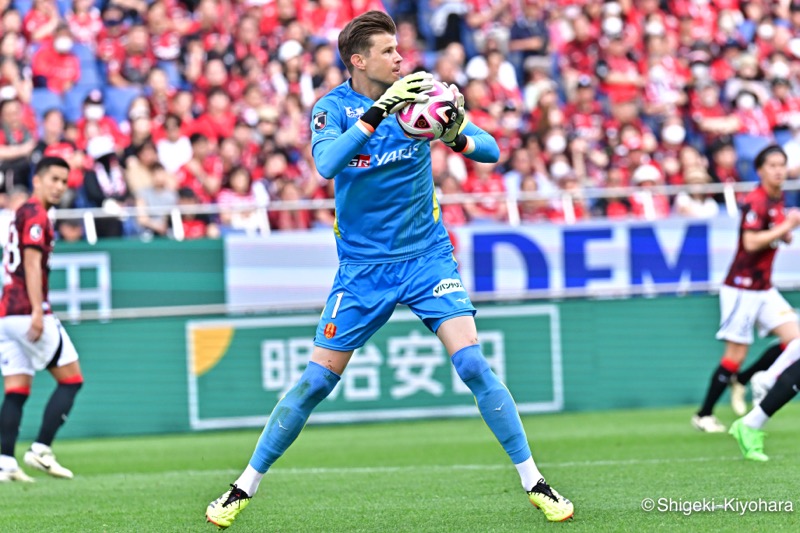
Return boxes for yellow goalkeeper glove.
[372,72,434,116]
[440,82,468,150]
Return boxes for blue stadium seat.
[13,0,33,18]
[103,86,142,124]
[774,129,793,148]
[56,0,71,16]
[733,133,773,182]
[73,44,103,89]
[30,87,64,125]
[157,61,183,90]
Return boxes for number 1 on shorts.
[331,292,344,319]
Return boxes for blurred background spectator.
[5,0,800,240]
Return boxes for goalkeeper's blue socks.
[452,344,542,490]
[236,361,340,496]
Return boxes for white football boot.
[691,414,726,433]
[24,445,74,479]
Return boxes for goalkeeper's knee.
[452,344,491,384]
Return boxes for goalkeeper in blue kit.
[206,10,573,529]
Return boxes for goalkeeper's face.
[362,32,403,87]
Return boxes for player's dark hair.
[338,10,396,73]
[754,144,787,170]
[35,156,70,176]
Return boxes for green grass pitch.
[1,405,799,532]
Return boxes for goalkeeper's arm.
[443,120,500,163]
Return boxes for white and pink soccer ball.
[396,80,458,141]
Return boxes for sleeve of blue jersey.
[460,120,500,163]
[311,98,371,180]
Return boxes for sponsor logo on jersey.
[432,278,466,298]
[29,224,43,241]
[745,210,758,224]
[344,106,365,118]
[375,145,420,167]
[324,323,337,339]
[313,111,328,131]
[347,154,371,168]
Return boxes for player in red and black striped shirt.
[0,157,84,482]
[693,145,800,433]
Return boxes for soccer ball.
[396,80,458,141]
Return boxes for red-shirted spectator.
[707,137,743,200]
[75,91,127,152]
[96,4,127,65]
[672,0,718,43]
[271,180,312,231]
[176,133,223,203]
[439,175,469,227]
[192,58,238,112]
[710,41,741,84]
[462,161,508,222]
[518,176,557,223]
[547,173,588,223]
[690,80,740,144]
[107,24,155,87]
[559,12,601,85]
[177,186,220,239]
[596,32,643,105]
[733,90,772,137]
[765,78,800,132]
[67,0,104,48]
[23,0,59,44]
[604,99,656,153]
[147,1,182,64]
[146,68,176,125]
[31,26,81,95]
[234,15,269,67]
[592,167,634,219]
[564,76,606,148]
[189,88,236,145]
[653,115,688,185]
[630,164,670,219]
[0,98,36,192]
[302,0,352,44]
[217,166,261,234]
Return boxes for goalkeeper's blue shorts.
[313,245,476,351]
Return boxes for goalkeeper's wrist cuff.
[445,134,471,153]
[359,107,386,132]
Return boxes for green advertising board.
[48,239,225,317]
[17,292,795,440]
[188,305,562,430]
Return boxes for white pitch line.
[76,455,760,482]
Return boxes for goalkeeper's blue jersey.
[311,81,451,265]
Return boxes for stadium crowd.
[0,0,799,239]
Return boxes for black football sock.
[760,359,800,417]
[0,390,29,457]
[737,343,783,385]
[36,382,82,446]
[697,360,738,417]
